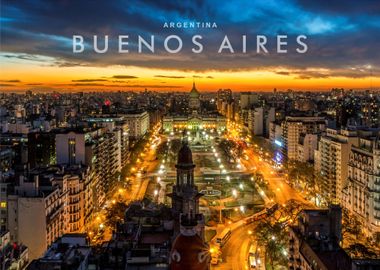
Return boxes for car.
[249,253,256,268]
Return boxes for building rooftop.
[27,234,90,270]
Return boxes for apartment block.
[281,116,327,161]
[343,136,380,235]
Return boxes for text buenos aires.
[73,35,308,54]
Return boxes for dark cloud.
[72,79,108,82]
[295,0,380,15]
[154,75,186,79]
[0,79,21,82]
[71,83,106,86]
[0,84,15,86]
[193,75,214,79]
[112,75,139,79]
[276,71,290,76]
[69,83,182,89]
[1,0,379,78]
[107,84,183,88]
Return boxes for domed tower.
[189,81,201,113]
[169,140,210,270]
[168,140,205,237]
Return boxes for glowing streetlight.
[226,176,231,182]
[232,189,237,198]
[154,190,158,196]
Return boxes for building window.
[0,202,6,208]
[68,138,76,165]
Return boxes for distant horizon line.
[1,87,379,95]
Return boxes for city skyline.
[1,0,380,92]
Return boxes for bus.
[216,228,232,248]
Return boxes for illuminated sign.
[274,140,282,147]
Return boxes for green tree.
[105,201,128,229]
[254,219,288,269]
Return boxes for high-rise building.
[216,89,232,114]
[7,165,93,259]
[124,111,150,138]
[281,117,327,160]
[289,205,380,270]
[56,131,86,165]
[7,173,66,259]
[343,136,380,235]
[288,205,351,270]
[85,131,118,203]
[296,133,318,163]
[361,95,380,128]
[240,92,258,110]
[27,132,56,168]
[314,128,359,204]
[248,108,264,136]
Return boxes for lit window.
[0,202,6,208]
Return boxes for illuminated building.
[124,111,150,138]
[163,83,226,133]
[343,136,380,235]
[7,165,93,260]
[314,128,359,204]
[248,107,264,136]
[281,116,326,160]
[296,133,318,163]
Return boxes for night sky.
[1,0,379,91]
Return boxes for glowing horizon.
[1,59,379,92]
